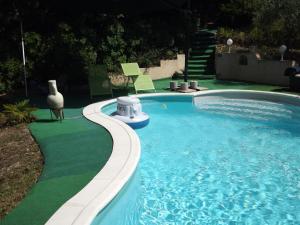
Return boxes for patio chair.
[88,64,113,98]
[121,63,155,93]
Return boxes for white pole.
[20,21,28,97]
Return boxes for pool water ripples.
[93,96,300,225]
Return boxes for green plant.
[252,0,300,48]
[0,113,7,127]
[257,45,280,60]
[0,58,23,93]
[3,100,37,125]
[100,16,127,72]
[219,0,257,28]
[172,71,184,80]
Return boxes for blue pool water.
[93,95,300,224]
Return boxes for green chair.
[88,64,113,99]
[121,63,155,93]
[121,63,143,76]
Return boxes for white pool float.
[111,96,149,129]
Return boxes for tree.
[253,0,300,47]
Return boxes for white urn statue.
[47,80,64,120]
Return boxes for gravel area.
[0,124,43,218]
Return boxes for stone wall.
[216,52,297,86]
[140,54,185,80]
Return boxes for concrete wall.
[216,52,296,86]
[140,54,185,80]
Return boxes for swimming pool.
[92,93,300,224]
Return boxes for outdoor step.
[187,75,216,79]
[188,73,213,76]
[188,69,214,73]
[192,39,216,44]
[192,41,216,45]
[196,28,211,32]
[188,26,216,79]
[192,44,215,48]
[188,59,208,63]
[195,29,216,34]
[188,69,206,73]
[193,33,215,37]
[191,46,216,51]
[192,46,215,51]
[193,36,216,41]
[188,74,216,77]
[188,64,207,68]
[178,74,216,79]
[194,33,215,38]
[189,55,211,59]
[197,28,217,34]
[191,44,215,49]
[188,69,213,75]
[188,64,208,69]
[190,49,214,54]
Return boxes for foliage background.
[1,0,300,93]
[0,0,187,93]
[217,0,300,49]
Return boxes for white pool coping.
[46,90,300,225]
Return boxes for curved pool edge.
[45,90,300,225]
[45,99,141,225]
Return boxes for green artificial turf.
[1,108,113,225]
[2,77,298,225]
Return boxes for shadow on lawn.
[34,119,58,123]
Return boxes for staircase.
[187,28,216,79]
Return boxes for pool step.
[194,97,297,121]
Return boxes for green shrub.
[100,17,127,72]
[253,0,300,48]
[172,71,184,80]
[256,45,280,60]
[219,0,256,28]
[217,27,252,46]
[0,113,7,127]
[0,58,23,93]
[0,13,184,92]
[3,100,37,125]
[218,0,300,50]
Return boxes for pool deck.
[154,78,296,94]
[1,78,299,225]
